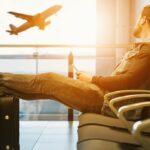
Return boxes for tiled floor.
[20,121,78,150]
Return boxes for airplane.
[6,4,62,35]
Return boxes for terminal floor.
[20,121,78,150]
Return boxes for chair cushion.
[78,113,133,129]
[77,140,142,150]
[78,124,140,145]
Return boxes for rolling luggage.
[0,96,19,150]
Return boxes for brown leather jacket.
[92,42,150,91]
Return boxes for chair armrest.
[104,90,150,103]
[118,102,150,118]
[132,119,150,135]
[117,101,150,131]
[109,94,150,115]
[132,119,150,150]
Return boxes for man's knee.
[81,85,104,112]
[87,84,104,100]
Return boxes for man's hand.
[76,71,92,83]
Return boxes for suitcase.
[0,96,19,150]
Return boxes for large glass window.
[0,0,96,120]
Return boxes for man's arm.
[92,44,150,91]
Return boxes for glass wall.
[0,0,96,120]
[0,46,96,120]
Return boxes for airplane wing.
[40,5,62,19]
[8,11,33,21]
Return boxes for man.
[0,5,150,114]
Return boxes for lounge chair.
[77,90,150,150]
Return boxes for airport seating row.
[77,90,150,150]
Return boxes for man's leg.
[0,72,104,113]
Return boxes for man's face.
[133,6,150,39]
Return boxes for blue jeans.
[0,72,104,113]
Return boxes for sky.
[0,0,97,119]
[0,0,96,45]
[0,0,96,74]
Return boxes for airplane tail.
[6,24,18,35]
[10,24,17,30]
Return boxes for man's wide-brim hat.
[134,5,150,38]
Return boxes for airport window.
[0,0,96,120]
